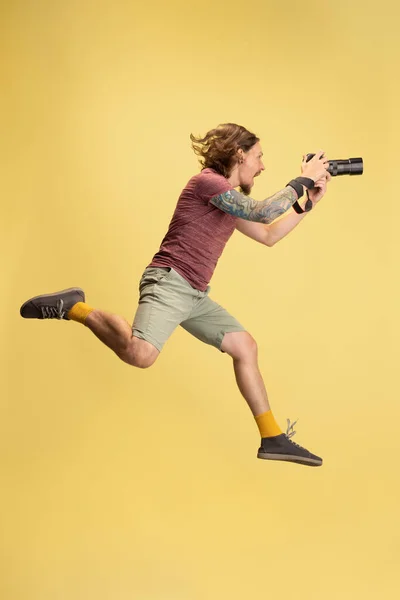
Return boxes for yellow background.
[1,0,399,598]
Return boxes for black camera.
[306,153,363,176]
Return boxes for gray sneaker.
[257,419,323,467]
[20,288,85,321]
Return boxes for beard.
[239,183,252,196]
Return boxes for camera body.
[306,153,363,176]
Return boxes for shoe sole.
[257,452,322,466]
[20,287,85,318]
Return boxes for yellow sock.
[255,410,282,438]
[67,302,95,325]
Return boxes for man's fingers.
[315,175,330,186]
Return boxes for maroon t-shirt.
[148,168,236,291]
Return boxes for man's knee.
[120,337,160,368]
[221,331,258,360]
[131,353,158,369]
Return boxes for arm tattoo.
[209,187,299,224]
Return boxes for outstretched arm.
[234,174,331,246]
[235,201,309,246]
[209,186,300,224]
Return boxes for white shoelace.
[40,299,66,319]
[285,418,307,450]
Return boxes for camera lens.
[328,158,363,176]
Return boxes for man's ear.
[237,148,245,164]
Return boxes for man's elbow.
[265,235,276,247]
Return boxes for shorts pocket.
[139,267,172,291]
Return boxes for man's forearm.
[266,199,310,245]
[210,187,300,224]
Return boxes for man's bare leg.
[221,331,271,416]
[221,330,323,466]
[85,310,133,357]
[232,355,271,416]
[84,309,159,367]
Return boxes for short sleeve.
[194,169,234,205]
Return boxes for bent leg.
[86,266,193,367]
[181,295,275,419]
[85,309,159,368]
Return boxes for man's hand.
[300,150,330,183]
[306,170,332,204]
[300,153,332,204]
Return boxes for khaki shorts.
[132,266,246,352]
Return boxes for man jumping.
[20,123,331,466]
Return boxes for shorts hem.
[132,330,163,353]
[216,326,247,352]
